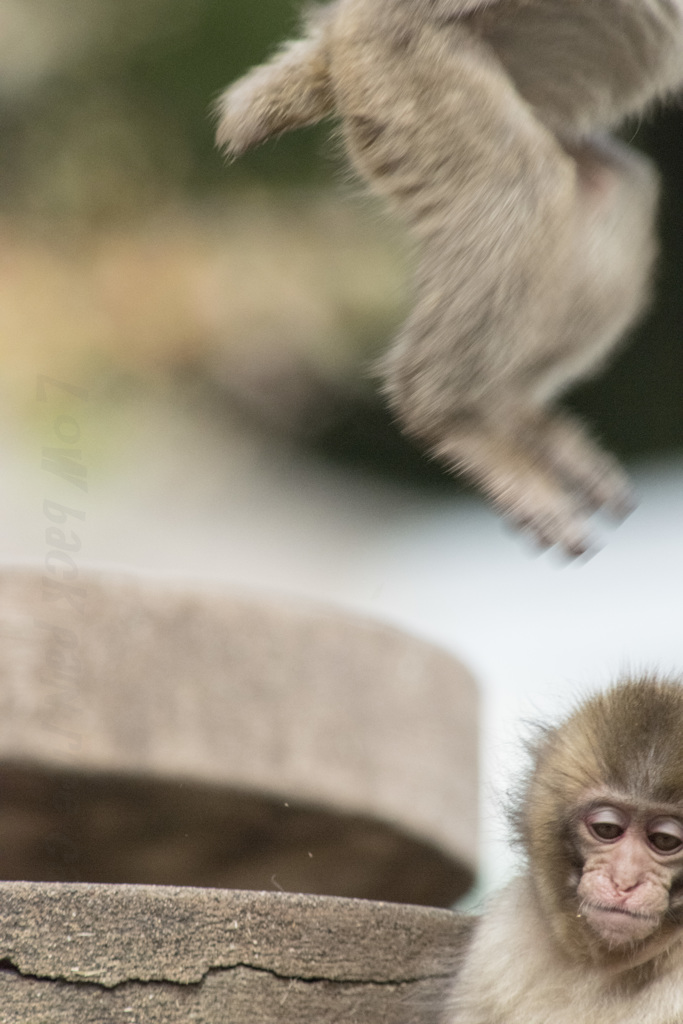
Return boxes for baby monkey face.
[574,798,683,946]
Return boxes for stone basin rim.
[0,881,469,989]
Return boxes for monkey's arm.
[214,0,508,158]
[215,6,337,158]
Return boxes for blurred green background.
[2,0,681,487]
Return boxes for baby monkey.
[445,675,683,1023]
[216,0,683,556]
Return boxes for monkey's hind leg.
[433,144,657,554]
[215,6,336,158]
[508,136,660,545]
[332,14,620,554]
[371,68,656,556]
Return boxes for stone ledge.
[0,882,472,1023]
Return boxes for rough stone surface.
[0,882,474,1023]
[0,568,478,906]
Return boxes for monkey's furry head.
[511,674,683,962]
[515,674,683,837]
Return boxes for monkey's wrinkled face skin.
[574,798,683,947]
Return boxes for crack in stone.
[0,956,452,993]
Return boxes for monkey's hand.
[215,34,334,158]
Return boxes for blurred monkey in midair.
[441,675,683,1024]
[215,1,683,556]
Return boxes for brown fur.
[514,676,683,967]
[444,676,683,1024]
[215,0,683,556]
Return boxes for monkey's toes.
[567,459,635,522]
[517,512,593,559]
[602,475,636,521]
[500,491,595,559]
[539,420,636,521]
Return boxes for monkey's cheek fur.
[581,905,661,946]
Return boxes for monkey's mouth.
[583,903,657,921]
[580,902,661,945]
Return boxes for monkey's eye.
[648,819,683,854]
[585,807,626,842]
[590,821,624,841]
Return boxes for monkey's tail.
[215,9,336,158]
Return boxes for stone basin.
[0,568,479,905]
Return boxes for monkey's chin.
[582,905,660,947]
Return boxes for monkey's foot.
[531,411,635,521]
[433,426,626,558]
[489,477,597,558]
